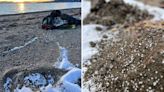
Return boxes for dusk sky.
[0,0,53,2]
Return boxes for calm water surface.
[0,2,80,15]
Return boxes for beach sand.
[0,8,81,91]
[138,0,164,7]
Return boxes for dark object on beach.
[89,41,96,47]
[95,26,103,31]
[90,0,106,12]
[42,10,81,30]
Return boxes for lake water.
[0,2,81,15]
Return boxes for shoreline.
[0,1,81,3]
[0,8,81,16]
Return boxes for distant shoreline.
[0,0,81,3]
[0,8,81,17]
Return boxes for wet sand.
[0,8,81,91]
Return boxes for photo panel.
[82,0,164,92]
[0,0,81,92]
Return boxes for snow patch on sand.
[54,43,74,70]
[3,37,38,54]
[43,44,81,92]
[82,24,118,64]
[52,44,81,92]
[24,73,54,87]
[82,24,118,92]
[60,81,81,92]
[14,44,80,92]
[40,84,60,92]
[40,68,81,92]
[60,68,81,84]
[59,68,81,92]
[82,1,91,20]
[13,70,81,92]
[82,24,104,61]
[3,77,12,92]
[82,2,118,91]
[14,86,33,92]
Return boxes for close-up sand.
[83,0,164,92]
[84,21,164,92]
[0,8,81,92]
